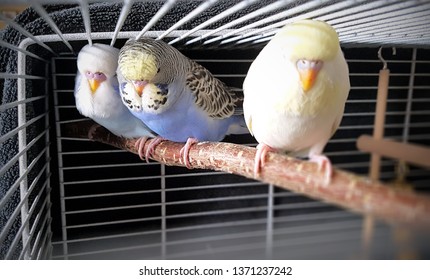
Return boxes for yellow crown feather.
[272,19,340,61]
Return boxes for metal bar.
[161,163,166,259]
[31,1,74,52]
[64,189,161,200]
[157,0,219,40]
[33,216,51,259]
[60,161,150,170]
[318,0,388,23]
[64,219,369,259]
[333,2,430,29]
[52,55,69,259]
[65,216,161,230]
[18,177,50,259]
[338,13,430,36]
[0,40,48,62]
[0,73,45,79]
[63,201,329,231]
[135,0,177,40]
[206,0,325,45]
[265,184,274,259]
[17,43,30,260]
[0,127,49,179]
[0,14,55,54]
[0,112,48,145]
[65,202,163,215]
[169,0,260,45]
[43,61,52,260]
[53,210,356,246]
[111,0,134,46]
[187,0,295,45]
[234,0,358,45]
[2,147,49,259]
[402,48,418,143]
[0,95,46,113]
[64,193,270,216]
[79,0,92,46]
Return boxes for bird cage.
[1,0,430,260]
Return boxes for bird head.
[274,19,341,93]
[77,43,119,94]
[118,38,171,97]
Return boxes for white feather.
[74,44,154,138]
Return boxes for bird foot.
[309,154,333,186]
[135,136,150,161]
[145,137,165,163]
[254,143,276,178]
[180,138,198,169]
[87,123,102,140]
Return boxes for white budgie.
[243,19,350,184]
[74,43,155,139]
[117,38,247,167]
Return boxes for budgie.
[74,43,155,140]
[243,19,350,184]
[117,38,247,168]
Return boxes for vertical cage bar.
[79,0,93,46]
[44,61,53,259]
[403,48,417,143]
[17,45,31,260]
[161,163,167,259]
[111,0,134,46]
[265,184,274,259]
[51,57,69,259]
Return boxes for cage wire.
[0,0,430,260]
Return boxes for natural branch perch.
[64,120,430,230]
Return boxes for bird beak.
[298,61,322,92]
[88,79,100,94]
[133,81,148,97]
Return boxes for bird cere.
[74,19,349,183]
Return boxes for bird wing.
[185,61,238,119]
[74,71,83,96]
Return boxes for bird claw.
[254,143,275,178]
[145,137,165,163]
[135,137,150,161]
[87,123,102,140]
[180,138,198,169]
[309,154,333,186]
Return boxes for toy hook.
[378,47,396,70]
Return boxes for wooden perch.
[64,120,430,230]
[358,135,430,169]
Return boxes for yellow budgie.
[243,19,350,184]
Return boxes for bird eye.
[95,72,103,76]
[86,71,91,75]
[157,68,160,74]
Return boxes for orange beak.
[133,81,148,97]
[297,60,323,93]
[299,68,319,92]
[88,79,100,94]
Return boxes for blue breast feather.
[121,82,239,142]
